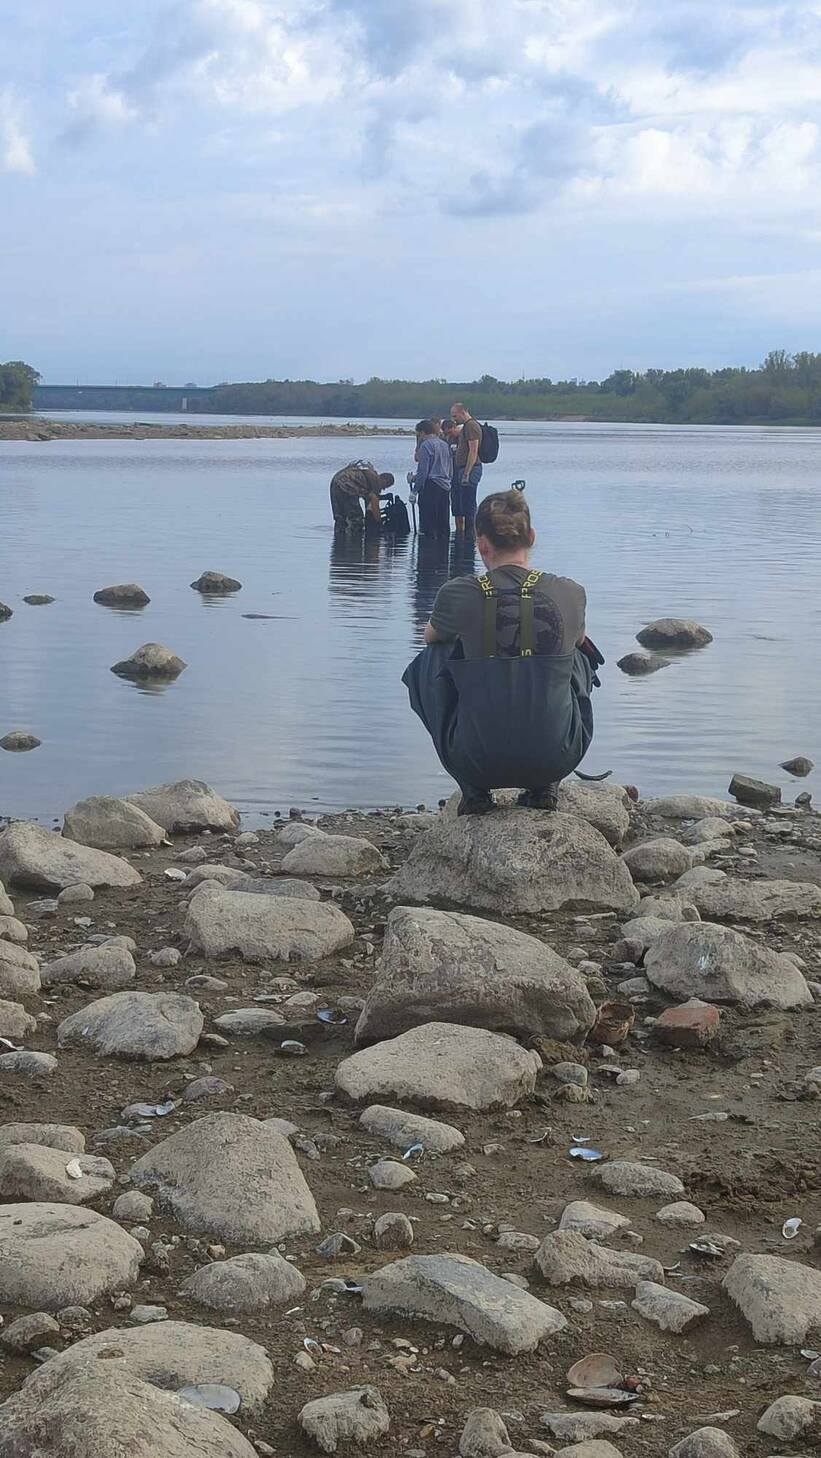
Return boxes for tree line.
[0,361,40,413]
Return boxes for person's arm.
[360,468,382,522]
[415,439,432,493]
[464,421,480,476]
[424,579,465,646]
[576,587,587,645]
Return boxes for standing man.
[450,402,483,532]
[414,419,453,538]
[329,461,394,532]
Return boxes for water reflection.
[328,527,412,605]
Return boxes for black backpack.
[478,422,500,463]
[381,493,411,535]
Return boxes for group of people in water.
[328,406,601,816]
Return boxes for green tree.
[0,360,40,412]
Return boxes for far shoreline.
[0,419,413,443]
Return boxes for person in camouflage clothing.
[330,461,395,531]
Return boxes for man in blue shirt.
[414,419,453,538]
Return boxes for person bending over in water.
[403,488,600,815]
[330,461,395,532]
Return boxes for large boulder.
[355,906,595,1045]
[0,1203,142,1308]
[93,583,150,607]
[111,643,187,680]
[644,923,813,1010]
[184,887,354,962]
[63,795,166,850]
[361,1253,566,1355]
[0,1145,114,1204]
[688,877,821,921]
[180,1252,305,1313]
[724,1253,821,1344]
[621,838,692,882]
[388,811,639,915]
[444,784,632,847]
[128,1113,320,1244]
[191,571,242,594]
[42,943,136,991]
[299,1388,390,1454]
[534,1230,663,1287]
[642,795,735,821]
[0,940,40,997]
[126,779,240,834]
[0,822,142,892]
[58,991,203,1059]
[281,834,388,878]
[335,1022,541,1113]
[0,1123,84,1153]
[636,618,712,649]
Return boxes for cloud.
[0,88,35,175]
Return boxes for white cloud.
[66,73,140,130]
[0,88,35,175]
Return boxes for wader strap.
[477,574,497,658]
[519,570,542,658]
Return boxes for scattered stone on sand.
[680,817,735,845]
[298,1386,390,1454]
[150,946,181,967]
[0,1049,57,1075]
[0,1202,142,1308]
[359,1104,465,1154]
[93,583,151,607]
[128,1112,320,1243]
[126,779,240,834]
[369,1158,417,1190]
[354,906,595,1046]
[281,833,388,877]
[0,998,36,1039]
[655,1000,721,1047]
[0,879,13,915]
[42,943,136,991]
[113,1190,154,1221]
[57,882,94,905]
[0,915,26,944]
[213,1007,286,1036]
[185,864,249,889]
[781,754,814,776]
[190,570,242,593]
[655,1201,706,1227]
[58,990,203,1059]
[756,1395,821,1440]
[0,1311,61,1353]
[621,838,692,882]
[631,1279,710,1333]
[361,1253,566,1354]
[0,1122,84,1153]
[111,643,187,680]
[723,1252,821,1344]
[0,730,41,751]
[644,922,813,1009]
[636,618,713,649]
[0,938,41,997]
[688,875,821,921]
[541,1411,635,1442]
[642,795,735,820]
[533,1230,664,1287]
[180,1252,305,1313]
[728,773,781,808]
[63,795,166,850]
[336,1021,542,1112]
[0,820,142,891]
[669,1427,740,1458]
[558,1201,631,1239]
[277,821,327,847]
[241,875,322,900]
[598,1161,685,1198]
[458,1406,511,1458]
[0,1144,115,1203]
[185,886,353,962]
[388,810,639,915]
[373,1212,415,1250]
[555,1443,625,1458]
[617,652,671,676]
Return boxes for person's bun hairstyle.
[474,489,532,550]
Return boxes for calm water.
[1,418,820,822]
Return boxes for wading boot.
[517,783,560,812]
[457,791,495,817]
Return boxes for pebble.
[128,1304,168,1324]
[552,1062,589,1087]
[57,883,94,905]
[150,946,181,967]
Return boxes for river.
[0,415,819,822]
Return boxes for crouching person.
[330,461,395,531]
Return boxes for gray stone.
[0,731,41,752]
[130,1304,168,1324]
[635,891,700,919]
[558,1202,630,1239]
[57,883,95,905]
[63,796,166,850]
[184,887,354,962]
[150,946,181,968]
[0,1050,57,1075]
[113,1191,154,1221]
[557,782,632,847]
[632,1279,710,1332]
[673,866,728,892]
[127,779,240,834]
[355,906,595,1046]
[94,583,150,607]
[636,618,712,649]
[0,1123,84,1154]
[359,1105,465,1154]
[298,1387,390,1454]
[182,1076,233,1101]
[213,1008,285,1036]
[361,1253,566,1354]
[617,651,670,676]
[388,811,639,916]
[373,1212,414,1250]
[555,1445,624,1458]
[723,1252,821,1344]
[0,880,13,916]
[655,1201,705,1227]
[242,876,321,901]
[782,755,814,776]
[643,796,735,821]
[534,1230,663,1287]
[0,821,142,892]
[728,773,780,808]
[180,1252,305,1312]
[0,1203,142,1308]
[644,922,813,1009]
[0,1144,114,1203]
[0,914,28,944]
[680,818,734,845]
[689,876,821,921]
[191,571,242,593]
[23,594,55,605]
[598,1161,685,1198]
[0,999,36,1040]
[185,864,249,889]
[669,1428,740,1458]
[277,821,326,847]
[335,1022,542,1113]
[621,838,692,882]
[756,1395,821,1441]
[369,1158,416,1190]
[0,938,41,997]
[541,1412,634,1442]
[43,944,136,991]
[1,1311,60,1353]
[282,834,388,878]
[129,1112,320,1244]
[111,642,187,679]
[58,991,203,1059]
[459,1407,511,1457]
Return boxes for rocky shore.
[0,779,819,1457]
[0,420,410,442]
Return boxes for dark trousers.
[330,481,365,530]
[419,482,450,538]
[451,463,483,526]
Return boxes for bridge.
[34,384,217,412]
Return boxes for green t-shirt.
[430,565,586,660]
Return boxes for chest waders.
[477,569,543,659]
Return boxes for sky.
[3,0,821,385]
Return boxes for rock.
[673,866,728,892]
[556,782,632,847]
[359,1105,465,1154]
[369,1159,416,1190]
[728,773,780,808]
[757,1395,821,1440]
[723,1252,821,1343]
[655,1000,721,1047]
[0,938,41,997]
[617,652,670,676]
[0,821,142,892]
[183,1075,233,1101]
[0,1144,114,1203]
[1,1311,60,1353]
[184,887,354,962]
[360,1253,566,1354]
[558,1202,630,1239]
[111,643,187,679]
[355,906,595,1046]
[150,946,181,968]
[688,876,821,921]
[58,991,202,1059]
[278,821,326,847]
[213,1008,286,1036]
[680,818,734,845]
[298,1387,390,1454]
[63,795,166,850]
[57,883,95,905]
[0,998,36,1039]
[126,779,240,834]
[282,834,388,878]
[644,922,813,1009]
[0,1123,84,1154]
[180,1252,305,1312]
[553,1061,588,1086]
[636,618,712,649]
[373,1212,414,1250]
[129,1112,320,1244]
[0,731,41,751]
[241,875,322,901]
[113,1191,154,1221]
[541,1412,633,1442]
[0,602,11,620]
[782,755,814,776]
[129,1304,167,1324]
[185,865,249,889]
[191,570,242,593]
[0,881,13,917]
[634,891,700,920]
[555,1445,624,1458]
[0,1203,142,1308]
[94,583,150,607]
[335,1022,541,1112]
[669,1428,740,1458]
[631,1279,709,1332]
[459,1407,511,1457]
[655,1201,705,1227]
[389,810,639,915]
[0,1050,57,1075]
[42,944,136,991]
[642,796,735,821]
[534,1230,663,1287]
[621,839,692,882]
[598,1161,685,1198]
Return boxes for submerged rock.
[336,1021,541,1112]
[636,618,713,649]
[0,731,41,752]
[190,571,242,593]
[111,643,187,680]
[781,755,814,776]
[617,652,670,675]
[63,795,166,850]
[93,583,150,607]
[728,772,780,808]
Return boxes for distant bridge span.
[34,384,216,412]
